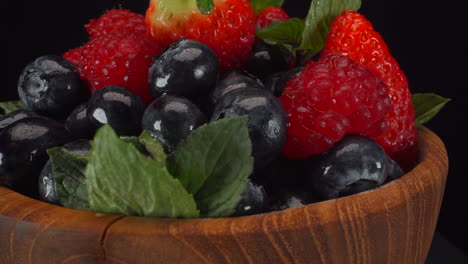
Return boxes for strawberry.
[321,10,418,170]
[85,9,147,38]
[256,6,290,28]
[145,0,256,71]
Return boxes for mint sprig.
[0,100,24,116]
[255,0,361,64]
[167,116,253,217]
[86,125,199,218]
[250,0,284,13]
[412,93,451,126]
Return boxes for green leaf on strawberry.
[256,18,305,52]
[299,0,361,61]
[412,93,451,126]
[167,116,253,217]
[197,0,214,14]
[250,0,284,13]
[0,100,24,116]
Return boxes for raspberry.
[279,54,391,159]
[322,10,417,170]
[63,32,161,103]
[63,47,83,66]
[256,6,290,28]
[85,9,147,38]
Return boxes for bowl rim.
[0,126,449,232]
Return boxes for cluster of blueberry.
[0,38,403,217]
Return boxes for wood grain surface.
[0,127,449,264]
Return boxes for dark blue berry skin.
[148,39,219,100]
[0,110,39,131]
[17,55,89,119]
[305,135,404,200]
[0,117,72,197]
[263,67,304,97]
[65,103,97,140]
[142,95,207,153]
[268,190,316,212]
[232,180,268,217]
[211,88,287,169]
[87,86,146,136]
[245,42,293,80]
[210,71,266,106]
[38,140,91,205]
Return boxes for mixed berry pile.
[1,0,423,217]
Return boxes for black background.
[3,0,466,254]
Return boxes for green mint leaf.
[299,0,361,60]
[0,101,24,116]
[250,0,284,13]
[139,131,167,166]
[47,147,90,211]
[167,116,253,217]
[197,0,214,14]
[86,125,199,218]
[412,93,451,126]
[256,18,305,49]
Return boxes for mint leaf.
[86,125,199,218]
[167,116,253,217]
[47,147,90,211]
[197,0,214,14]
[139,131,167,166]
[412,93,450,126]
[250,0,284,13]
[299,0,361,61]
[0,101,24,115]
[256,18,305,50]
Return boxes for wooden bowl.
[0,127,448,264]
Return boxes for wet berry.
[0,110,39,131]
[142,95,207,153]
[210,71,265,105]
[246,41,293,80]
[0,117,71,197]
[232,180,268,216]
[87,85,146,136]
[268,190,316,212]
[264,67,304,97]
[211,88,287,169]
[18,55,88,119]
[65,103,97,140]
[38,140,91,205]
[304,135,404,200]
[148,39,219,100]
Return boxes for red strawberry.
[63,32,161,103]
[145,0,256,71]
[85,9,147,38]
[322,10,417,170]
[279,54,391,158]
[256,6,290,28]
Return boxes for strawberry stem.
[197,0,214,14]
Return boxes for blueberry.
[38,139,91,205]
[232,180,268,217]
[245,42,293,80]
[142,95,207,153]
[268,190,316,212]
[263,67,304,97]
[65,103,97,139]
[87,85,146,136]
[18,55,88,119]
[211,88,287,169]
[148,39,219,100]
[0,109,39,131]
[210,71,266,105]
[305,135,404,200]
[0,117,71,197]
